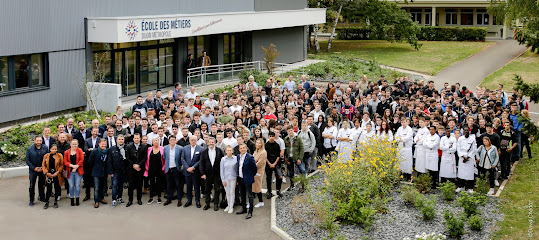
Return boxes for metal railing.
[186,61,307,87]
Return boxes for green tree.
[490,0,539,53]
[512,74,539,142]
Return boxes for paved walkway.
[0,176,284,240]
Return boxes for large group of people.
[26,74,532,218]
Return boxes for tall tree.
[327,0,344,52]
[490,0,539,53]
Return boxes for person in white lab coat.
[395,118,414,180]
[455,129,477,193]
[359,121,376,144]
[413,117,429,176]
[336,119,354,161]
[439,127,457,183]
[424,126,440,188]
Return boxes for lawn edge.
[436,40,500,76]
[479,47,531,88]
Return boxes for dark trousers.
[237,177,254,213]
[204,174,222,206]
[93,176,107,203]
[45,176,61,203]
[478,167,496,188]
[148,170,164,198]
[166,168,184,202]
[429,170,439,188]
[457,178,474,189]
[440,177,455,184]
[127,172,143,202]
[83,163,94,196]
[521,133,532,158]
[500,150,511,179]
[185,173,201,203]
[265,163,283,193]
[29,171,45,202]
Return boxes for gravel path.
[277,173,503,240]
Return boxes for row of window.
[410,9,495,26]
[0,53,48,93]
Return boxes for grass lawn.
[312,40,495,75]
[481,50,539,90]
[492,143,539,239]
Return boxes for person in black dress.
[146,137,165,204]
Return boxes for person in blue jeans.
[509,102,522,163]
[108,135,127,207]
[89,139,109,208]
[64,139,84,206]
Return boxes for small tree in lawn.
[261,43,280,76]
[75,51,110,118]
[512,74,539,142]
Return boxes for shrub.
[401,185,421,205]
[456,192,488,217]
[468,214,484,231]
[444,210,466,238]
[419,196,437,220]
[476,172,490,195]
[439,181,457,201]
[414,173,432,193]
[336,26,487,41]
[238,69,270,87]
[335,189,377,226]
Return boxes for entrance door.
[114,50,138,96]
[140,48,158,93]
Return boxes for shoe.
[467,189,474,194]
[214,205,219,211]
[43,202,49,209]
[228,208,234,214]
[119,199,125,204]
[56,196,61,201]
[111,200,117,208]
[246,203,250,209]
[203,205,210,211]
[100,200,108,204]
[236,209,247,215]
[246,212,252,219]
[455,187,464,193]
[71,198,75,206]
[267,193,274,199]
[126,202,133,207]
[147,199,154,205]
[196,202,201,208]
[76,198,80,206]
[94,202,99,208]
[224,206,229,212]
[277,191,283,198]
[254,202,264,208]
[164,200,172,206]
[487,188,495,195]
[137,200,143,205]
[29,201,34,207]
[184,202,192,208]
[54,202,58,208]
[282,178,287,184]
[495,180,500,187]
[157,198,162,204]
[83,195,90,201]
[177,201,182,207]
[272,178,276,183]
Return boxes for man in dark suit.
[66,118,79,136]
[88,139,109,208]
[87,119,105,138]
[74,121,91,147]
[236,144,257,219]
[125,118,140,144]
[41,126,55,149]
[104,127,118,149]
[107,134,127,207]
[163,135,183,207]
[125,133,147,207]
[181,135,204,208]
[199,137,224,211]
[82,127,100,201]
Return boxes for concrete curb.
[0,166,28,179]
[270,170,320,240]
[493,160,520,197]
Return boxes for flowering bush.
[319,137,401,225]
[0,141,19,159]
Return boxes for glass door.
[125,50,137,96]
[159,47,174,88]
[139,48,158,93]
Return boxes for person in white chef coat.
[439,127,457,183]
[413,117,429,177]
[395,118,414,180]
[424,125,440,189]
[455,129,477,193]
[336,119,354,161]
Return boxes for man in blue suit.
[181,135,204,208]
[163,135,183,207]
[236,143,257,219]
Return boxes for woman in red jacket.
[64,139,84,206]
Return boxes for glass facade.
[0,53,48,93]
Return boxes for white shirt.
[185,92,199,100]
[91,137,98,148]
[169,145,176,168]
[43,137,51,147]
[229,105,242,115]
[204,99,218,109]
[190,145,196,159]
[222,137,238,149]
[239,153,246,178]
[208,147,216,167]
[108,136,116,147]
[284,80,296,91]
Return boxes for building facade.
[0,0,325,124]
[397,0,507,38]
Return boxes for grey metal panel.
[255,0,306,11]
[180,0,254,14]
[0,50,86,123]
[252,27,306,64]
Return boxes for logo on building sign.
[125,21,139,40]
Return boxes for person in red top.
[64,139,84,206]
[263,105,277,120]
[340,98,356,121]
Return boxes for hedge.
[336,26,487,41]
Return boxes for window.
[461,9,473,25]
[445,9,457,25]
[223,33,243,64]
[410,9,422,24]
[477,9,489,25]
[0,53,48,94]
[425,12,431,26]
